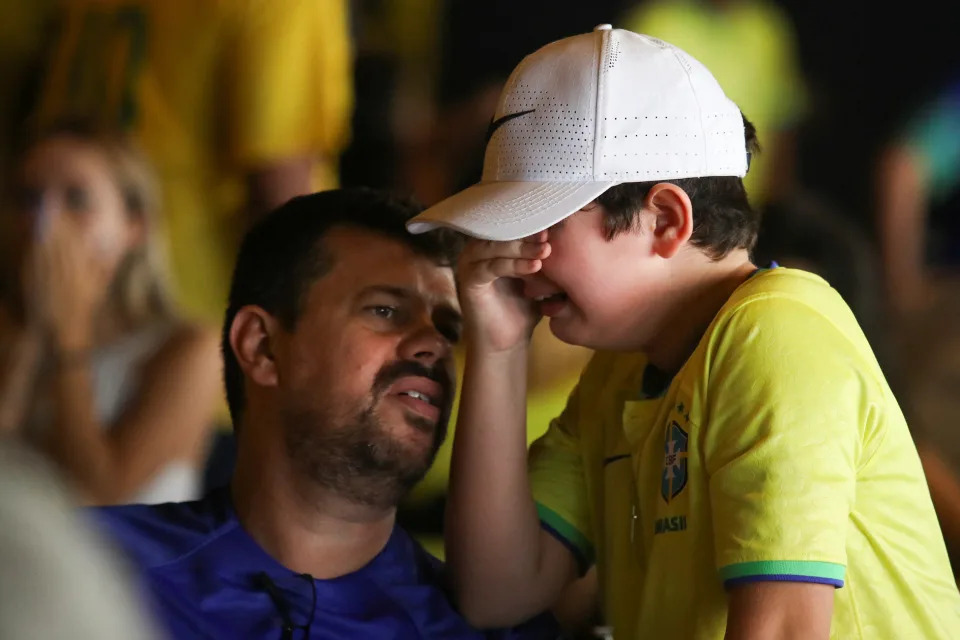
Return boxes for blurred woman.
[0,123,221,505]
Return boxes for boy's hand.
[458,231,551,353]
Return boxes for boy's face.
[519,203,669,351]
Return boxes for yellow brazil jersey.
[530,267,960,638]
[36,0,353,323]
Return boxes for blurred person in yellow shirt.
[35,0,353,324]
[0,0,57,180]
[623,0,807,207]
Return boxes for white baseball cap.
[407,25,747,241]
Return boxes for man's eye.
[369,305,397,319]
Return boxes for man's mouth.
[388,377,445,425]
[398,389,434,404]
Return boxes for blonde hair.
[40,123,177,327]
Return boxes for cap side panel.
[671,48,709,174]
[593,29,610,181]
[484,54,536,179]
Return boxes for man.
[93,189,556,639]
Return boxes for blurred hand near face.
[30,213,113,352]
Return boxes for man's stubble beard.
[282,391,448,511]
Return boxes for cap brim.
[406,180,618,241]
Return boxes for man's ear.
[644,183,694,259]
[229,306,281,389]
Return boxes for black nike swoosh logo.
[485,109,536,143]
[602,454,631,466]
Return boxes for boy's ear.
[644,183,694,259]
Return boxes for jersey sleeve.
[702,295,879,589]
[225,0,353,167]
[528,380,595,575]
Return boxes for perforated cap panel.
[409,27,747,241]
[483,29,746,184]
[483,32,600,182]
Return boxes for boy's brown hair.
[596,115,761,260]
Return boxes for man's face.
[274,227,461,508]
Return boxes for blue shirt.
[93,490,557,639]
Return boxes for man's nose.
[397,319,451,367]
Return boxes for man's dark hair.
[221,188,463,429]
[595,115,762,260]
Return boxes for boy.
[407,26,960,638]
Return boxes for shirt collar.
[192,488,425,616]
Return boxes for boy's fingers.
[522,230,548,243]
[468,258,542,284]
[463,238,550,263]
[520,241,551,260]
[461,238,518,262]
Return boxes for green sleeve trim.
[536,502,595,572]
[719,560,846,582]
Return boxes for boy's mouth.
[533,292,567,304]
[532,291,570,317]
